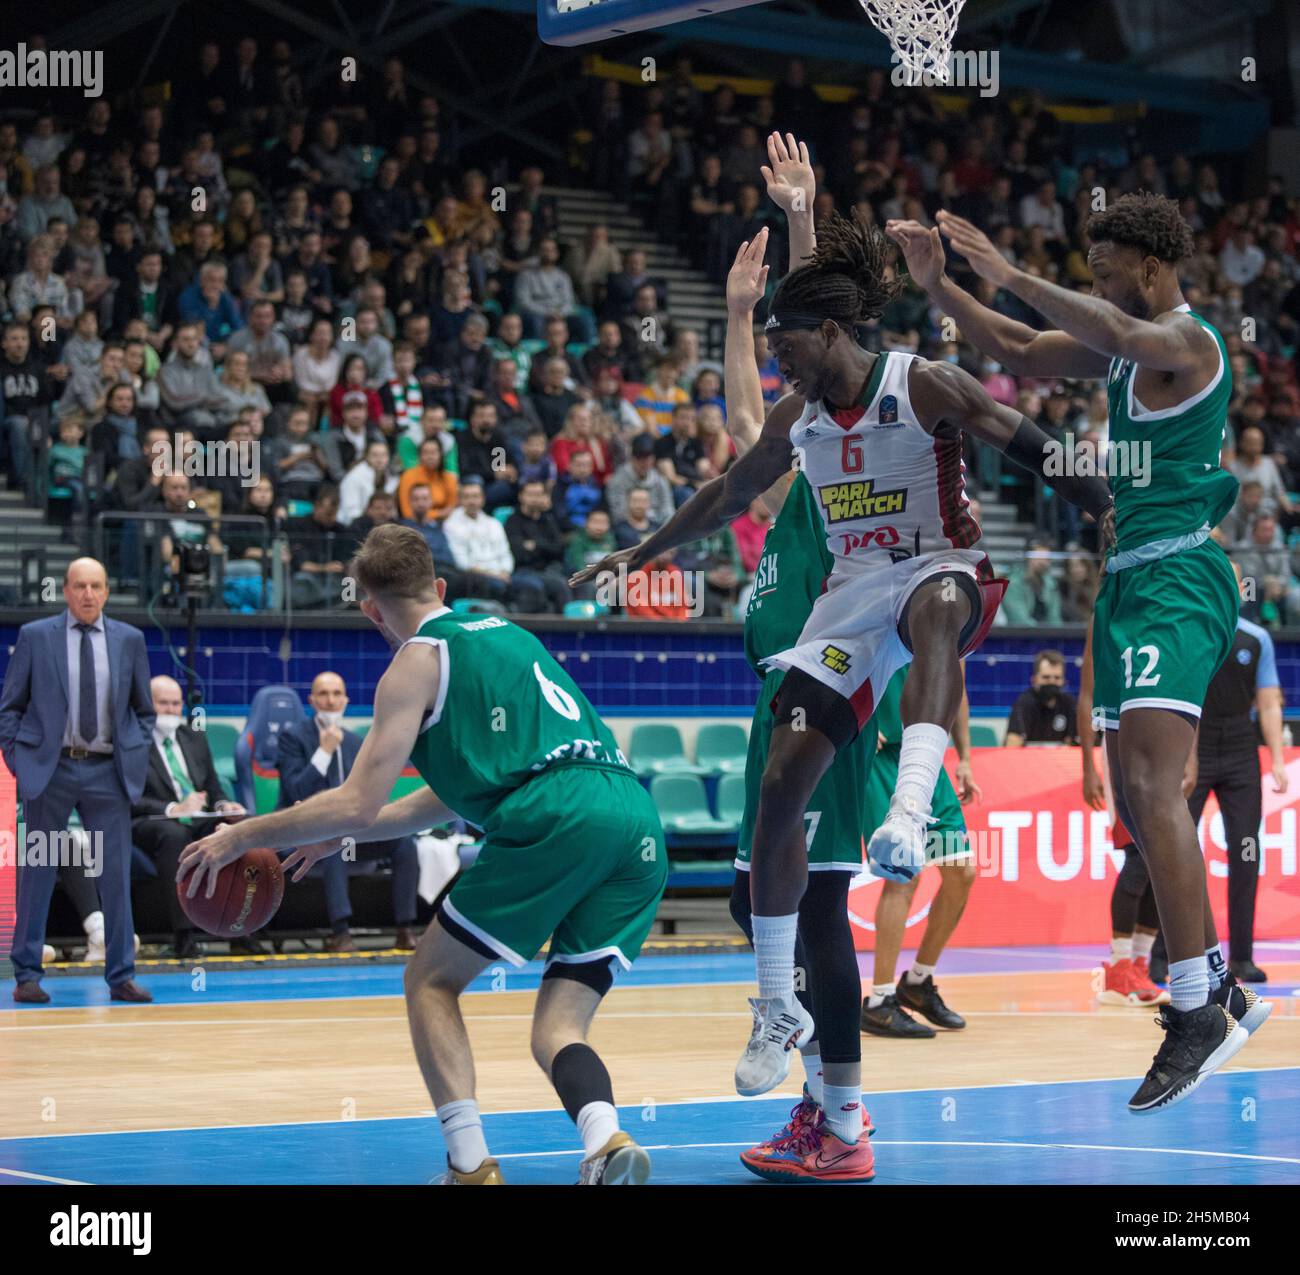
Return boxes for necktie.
[162,736,194,798]
[75,623,97,745]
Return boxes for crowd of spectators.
[1,37,1298,623]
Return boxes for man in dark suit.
[0,557,156,1003]
[276,671,418,951]
[131,675,247,958]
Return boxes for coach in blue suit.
[277,671,419,952]
[0,557,156,1003]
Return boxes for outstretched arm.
[936,211,1213,373]
[178,642,442,896]
[909,359,1115,547]
[887,218,1110,378]
[570,400,800,586]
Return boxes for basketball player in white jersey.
[577,209,1114,1092]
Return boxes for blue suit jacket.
[275,717,363,807]
[0,611,156,803]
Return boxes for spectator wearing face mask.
[1004,650,1079,746]
[130,675,247,958]
[276,671,419,952]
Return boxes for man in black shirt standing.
[1,321,52,490]
[1186,602,1286,983]
[1005,649,1079,746]
[504,479,571,614]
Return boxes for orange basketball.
[178,847,285,938]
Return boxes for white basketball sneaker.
[735,995,815,1097]
[866,796,934,883]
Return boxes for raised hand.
[936,209,1013,288]
[886,218,946,291]
[761,132,815,217]
[726,228,771,315]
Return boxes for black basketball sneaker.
[860,993,936,1039]
[896,971,966,1029]
[1212,973,1273,1036]
[1128,1002,1249,1113]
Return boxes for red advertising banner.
[848,746,1300,950]
[0,754,15,963]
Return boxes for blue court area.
[3,945,1298,1186]
[4,1076,1298,1186]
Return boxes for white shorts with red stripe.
[762,549,1004,729]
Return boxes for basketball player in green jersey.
[888,194,1266,1110]
[861,664,977,1039]
[180,527,667,1184]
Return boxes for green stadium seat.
[650,774,735,835]
[520,338,548,356]
[629,723,706,776]
[565,340,592,359]
[715,772,746,828]
[452,597,507,618]
[694,722,748,774]
[205,722,240,800]
[493,506,513,524]
[563,600,610,619]
[252,765,281,816]
[969,723,1001,747]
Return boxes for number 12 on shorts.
[1121,644,1161,688]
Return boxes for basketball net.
[860,0,966,84]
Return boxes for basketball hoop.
[860,0,966,84]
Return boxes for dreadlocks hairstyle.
[770,208,903,326]
[1086,191,1194,264]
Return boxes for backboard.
[537,0,774,46]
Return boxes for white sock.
[867,981,895,1009]
[893,723,948,815]
[1132,932,1155,961]
[1168,956,1210,1012]
[1205,944,1227,990]
[799,1048,824,1105]
[1110,936,1133,963]
[437,1098,490,1173]
[821,1084,863,1144]
[906,962,935,984]
[576,1100,620,1157]
[753,913,798,1000]
[83,910,104,937]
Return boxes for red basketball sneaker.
[1131,957,1171,1005]
[741,1115,875,1183]
[742,1088,876,1167]
[1099,958,1162,1006]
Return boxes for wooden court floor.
[3,963,1297,1141]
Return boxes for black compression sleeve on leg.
[1003,416,1114,520]
[550,1042,615,1123]
[729,871,753,943]
[797,871,860,1065]
[1137,883,1161,932]
[1111,846,1150,932]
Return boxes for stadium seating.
[650,774,736,836]
[234,685,305,813]
[694,723,749,775]
[629,723,708,776]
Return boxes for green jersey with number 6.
[402,606,631,827]
[737,474,873,873]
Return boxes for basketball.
[177,848,285,939]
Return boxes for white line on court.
[0,1166,90,1184]
[3,1067,1297,1144]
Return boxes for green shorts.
[736,668,874,874]
[442,763,667,971]
[1091,538,1239,731]
[866,746,969,864]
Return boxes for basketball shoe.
[1128,1003,1249,1113]
[743,1086,876,1165]
[1212,973,1272,1036]
[577,1132,651,1184]
[741,1111,875,1183]
[437,1157,504,1185]
[866,797,933,883]
[735,996,815,1096]
[1099,958,1167,1006]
